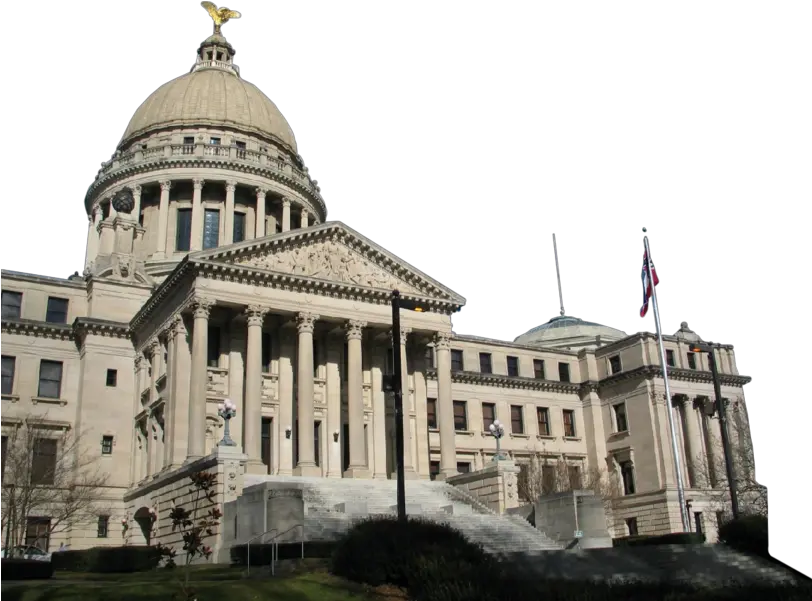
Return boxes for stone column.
[281,198,291,232]
[255,188,267,238]
[434,332,458,479]
[397,327,416,476]
[243,305,268,472]
[147,338,161,476]
[162,329,176,469]
[223,180,236,245]
[187,297,213,461]
[294,312,320,476]
[277,328,295,475]
[131,184,142,221]
[85,206,102,269]
[371,345,388,479]
[156,180,171,257]
[170,316,191,467]
[681,396,706,488]
[190,178,205,252]
[344,320,368,477]
[325,335,342,478]
[412,343,431,478]
[301,209,309,228]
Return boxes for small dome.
[514,315,627,350]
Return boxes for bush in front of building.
[1,558,55,580]
[51,545,162,573]
[612,532,706,547]
[718,514,768,558]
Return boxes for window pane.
[106,369,117,387]
[25,517,51,551]
[207,327,220,367]
[203,209,220,250]
[427,399,437,429]
[453,401,467,430]
[2,356,15,395]
[261,332,272,372]
[479,353,492,374]
[38,360,63,399]
[32,438,57,485]
[537,407,550,436]
[533,359,545,379]
[1,291,22,319]
[176,209,192,251]
[261,418,272,473]
[507,356,519,377]
[45,297,69,324]
[451,350,464,371]
[233,212,246,244]
[481,403,495,430]
[510,405,524,434]
[558,363,570,382]
[563,410,576,437]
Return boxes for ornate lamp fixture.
[217,398,237,446]
[488,420,506,461]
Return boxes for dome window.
[210,137,221,145]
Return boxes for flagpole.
[642,227,691,533]
[553,232,565,317]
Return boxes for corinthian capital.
[345,319,366,341]
[389,326,412,346]
[225,180,237,193]
[245,305,269,327]
[190,296,214,319]
[147,338,161,358]
[433,332,452,351]
[193,178,205,191]
[160,180,172,192]
[255,187,268,198]
[282,197,291,208]
[130,184,142,196]
[295,312,319,334]
[171,314,187,339]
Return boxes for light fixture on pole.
[383,289,427,524]
[689,341,740,519]
[217,398,237,447]
[488,420,506,461]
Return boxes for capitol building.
[0,12,756,554]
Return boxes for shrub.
[51,546,162,573]
[718,514,769,558]
[613,532,706,547]
[1,558,54,580]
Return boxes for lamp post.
[488,420,506,461]
[217,398,237,447]
[689,342,740,519]
[384,289,426,524]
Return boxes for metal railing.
[268,524,304,577]
[246,529,276,576]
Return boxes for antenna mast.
[552,234,565,316]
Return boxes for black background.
[0,1,809,568]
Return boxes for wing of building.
[1,21,756,554]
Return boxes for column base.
[372,472,389,480]
[390,469,420,481]
[435,469,459,481]
[244,459,269,475]
[293,464,322,477]
[343,467,370,479]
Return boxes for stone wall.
[533,490,612,549]
[446,459,521,514]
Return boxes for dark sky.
[0,2,808,552]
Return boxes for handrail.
[246,529,277,576]
[267,524,304,577]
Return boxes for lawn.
[1,565,397,601]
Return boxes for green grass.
[2,567,383,601]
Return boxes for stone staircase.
[244,475,563,554]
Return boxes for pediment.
[190,222,466,309]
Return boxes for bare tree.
[1,414,110,555]
[517,452,621,509]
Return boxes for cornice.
[1,270,86,290]
[450,333,581,356]
[596,332,735,355]
[73,318,131,343]
[599,365,751,388]
[1,319,74,341]
[130,259,195,332]
[425,369,579,394]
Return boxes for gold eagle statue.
[201,1,241,34]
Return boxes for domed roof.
[513,315,627,350]
[119,68,297,152]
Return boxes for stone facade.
[0,19,757,553]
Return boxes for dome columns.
[223,180,237,245]
[281,198,291,233]
[190,178,206,252]
[255,187,267,238]
[155,181,172,259]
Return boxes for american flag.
[640,249,659,318]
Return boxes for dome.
[513,315,627,350]
[119,69,297,152]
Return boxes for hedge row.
[52,546,162,573]
[1,558,55,580]
[612,532,706,547]
[719,514,768,558]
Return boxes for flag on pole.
[640,249,659,317]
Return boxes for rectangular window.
[626,517,639,536]
[235,140,246,158]
[2,355,15,395]
[101,435,113,455]
[37,360,63,399]
[31,438,57,485]
[2,435,7,482]
[614,403,628,432]
[183,136,195,146]
[694,512,703,535]
[541,465,556,494]
[207,327,220,368]
[210,137,221,145]
[233,212,246,244]
[506,356,519,377]
[479,353,492,374]
[453,401,468,431]
[426,399,438,429]
[314,421,321,468]
[261,332,272,373]
[568,465,581,490]
[481,402,495,431]
[425,346,435,369]
[176,209,192,251]
[261,417,272,474]
[533,359,545,379]
[25,517,51,551]
[558,362,571,383]
[687,352,697,370]
[313,340,320,378]
[563,409,576,437]
[105,369,117,387]
[97,515,110,538]
[620,460,636,495]
[450,350,464,371]
[537,407,551,436]
[1,291,22,319]
[45,297,69,324]
[456,462,471,474]
[609,355,622,374]
[510,405,524,434]
[666,349,676,367]
[429,461,440,481]
[202,209,220,250]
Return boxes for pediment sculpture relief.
[234,240,420,294]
